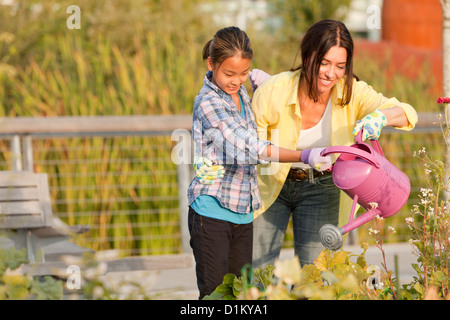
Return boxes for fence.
[0,113,442,256]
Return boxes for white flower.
[388,226,396,233]
[420,188,433,197]
[369,202,379,209]
[405,217,414,224]
[417,147,426,155]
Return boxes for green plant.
[204,243,396,300]
[0,247,63,300]
[399,99,450,299]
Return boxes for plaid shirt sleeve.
[193,95,271,165]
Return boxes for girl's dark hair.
[202,26,253,67]
[291,20,356,107]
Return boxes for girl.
[187,26,329,299]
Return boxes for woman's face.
[317,45,347,94]
[207,55,250,96]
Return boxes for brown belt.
[286,167,332,182]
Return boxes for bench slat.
[0,173,40,186]
[0,215,45,229]
[0,200,43,215]
[0,187,40,201]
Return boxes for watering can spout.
[341,208,381,234]
[320,208,382,251]
[319,224,345,251]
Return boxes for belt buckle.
[292,168,307,182]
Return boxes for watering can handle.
[355,129,384,156]
[320,146,381,168]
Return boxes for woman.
[195,20,418,269]
[250,19,417,268]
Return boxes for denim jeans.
[252,174,340,268]
[188,207,253,299]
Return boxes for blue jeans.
[252,174,340,268]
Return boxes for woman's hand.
[249,69,271,92]
[352,109,387,141]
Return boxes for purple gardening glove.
[300,148,332,171]
[249,69,271,92]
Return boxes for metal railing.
[0,113,442,255]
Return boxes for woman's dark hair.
[202,26,253,67]
[291,20,356,107]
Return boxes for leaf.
[321,271,338,285]
[232,277,243,297]
[214,284,231,294]
[222,273,236,286]
[30,276,63,300]
[203,284,235,300]
[273,257,302,285]
[314,249,334,272]
[0,248,27,274]
[430,271,446,286]
[337,274,360,294]
[360,242,369,254]
[334,250,349,265]
[414,282,424,296]
[300,264,322,284]
[356,255,367,269]
[411,263,422,275]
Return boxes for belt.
[286,167,332,182]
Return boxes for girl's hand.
[193,156,224,184]
[352,109,387,141]
[300,148,332,171]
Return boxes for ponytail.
[202,26,253,68]
[202,39,213,61]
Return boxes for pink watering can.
[318,130,410,251]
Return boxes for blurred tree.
[267,0,351,41]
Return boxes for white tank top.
[292,98,332,169]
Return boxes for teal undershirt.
[191,94,253,224]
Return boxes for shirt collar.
[287,71,345,108]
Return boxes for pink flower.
[437,97,450,104]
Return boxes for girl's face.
[207,55,251,96]
[317,45,347,95]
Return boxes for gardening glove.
[193,156,224,185]
[249,69,271,92]
[300,147,332,172]
[352,109,388,141]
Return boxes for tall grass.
[0,0,442,254]
[0,28,206,255]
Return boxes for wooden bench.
[0,171,90,264]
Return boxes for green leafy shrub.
[0,248,63,300]
[204,244,392,300]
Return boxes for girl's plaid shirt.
[187,72,271,214]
